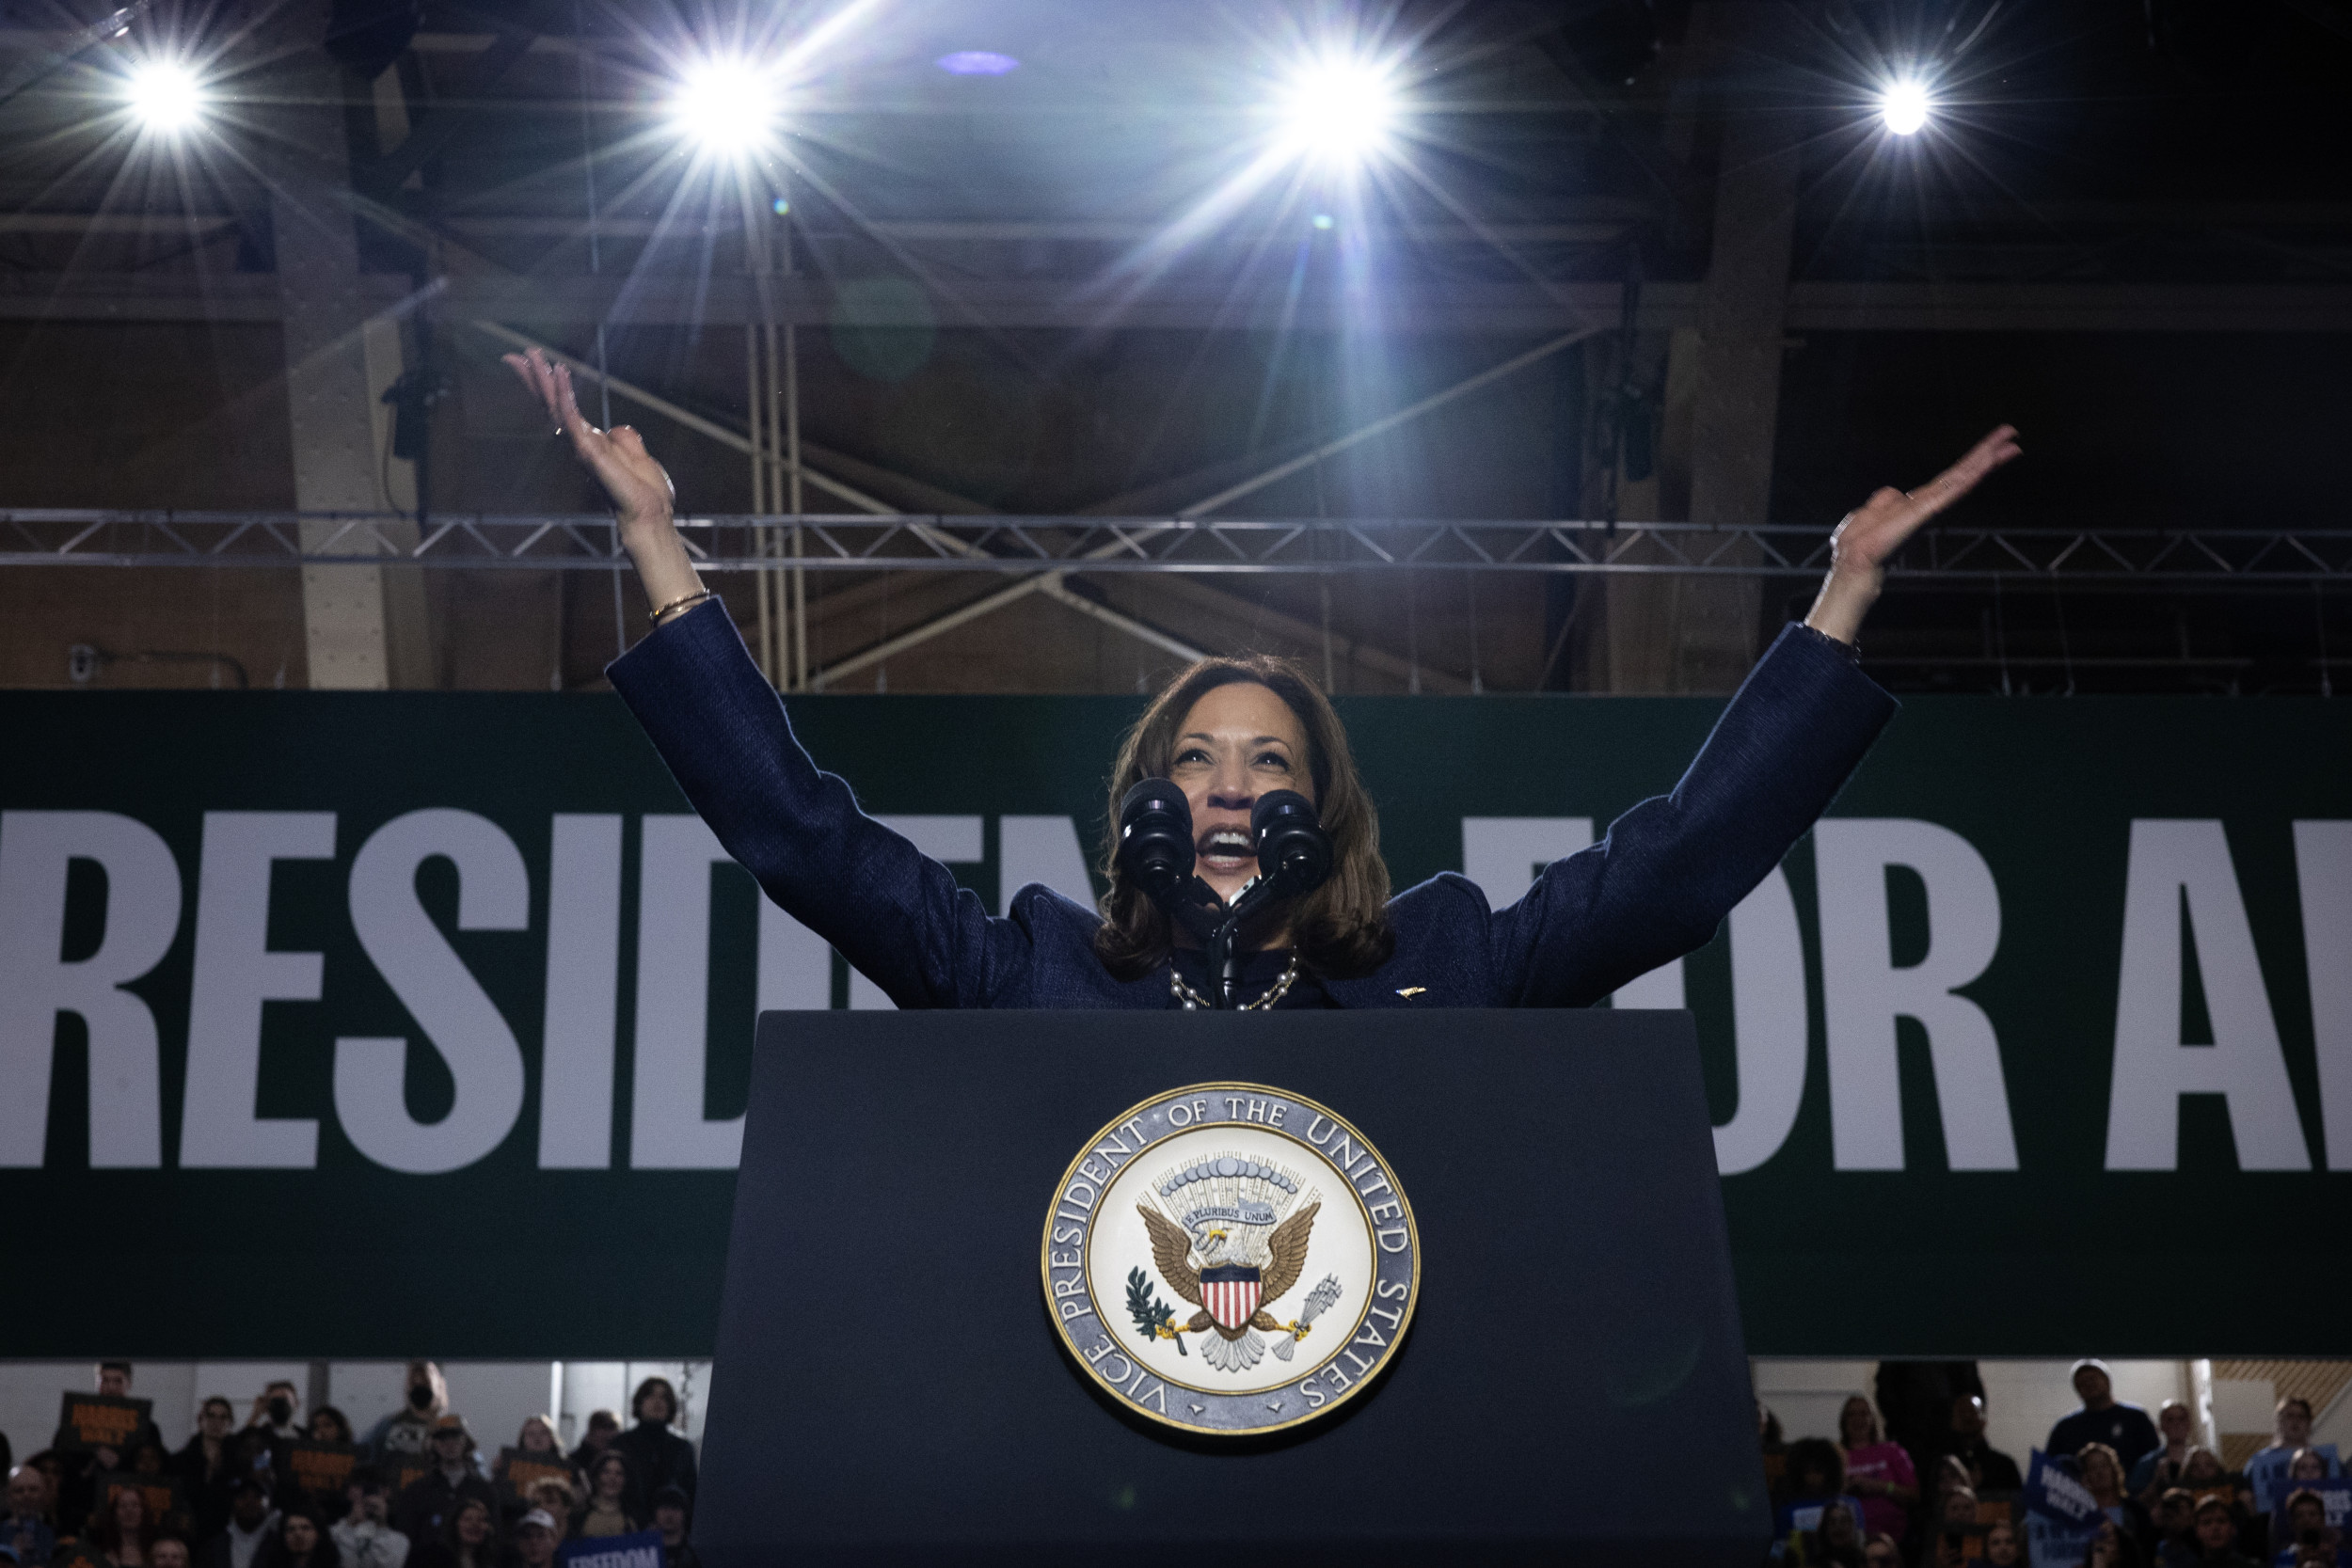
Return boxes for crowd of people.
[0,1364,700,1568]
[1765,1361,2347,1568]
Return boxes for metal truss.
[5,509,2352,585]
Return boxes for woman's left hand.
[1805,424,2022,646]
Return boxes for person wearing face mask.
[246,1388,301,1446]
[358,1370,451,1487]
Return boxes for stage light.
[936,51,1018,75]
[1878,79,1931,135]
[1280,56,1398,163]
[124,59,207,135]
[1311,213,1335,230]
[670,55,783,156]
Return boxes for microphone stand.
[1203,879,1282,1010]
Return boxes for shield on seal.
[1199,1263,1262,1330]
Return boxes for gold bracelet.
[647,589,715,626]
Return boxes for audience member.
[2245,1402,2329,1499]
[6,1467,56,1568]
[562,1418,614,1479]
[303,1418,350,1454]
[1985,1521,2024,1566]
[148,1540,187,1568]
[1923,1485,1980,1568]
[1941,1395,2024,1493]
[2136,1404,2202,1500]
[516,1487,570,1548]
[172,1402,237,1545]
[249,1508,336,1568]
[1834,1397,1917,1545]
[2086,1515,2148,1568]
[327,1473,403,1568]
[2190,1495,2264,1568]
[507,1515,555,1568]
[2051,1363,2161,1474]
[612,1385,695,1525]
[2155,1488,2201,1565]
[567,1458,634,1543]
[196,1480,274,1568]
[407,1502,492,1568]
[2275,1487,2350,1568]
[486,1427,561,1499]
[649,1488,695,1568]
[90,1480,156,1568]
[1877,1363,1986,1479]
[389,1425,489,1550]
[359,1371,448,1476]
[2082,1442,2156,1555]
[54,1367,164,1534]
[1801,1500,1868,1567]
[1865,1534,1902,1568]
[245,1391,300,1449]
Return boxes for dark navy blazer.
[608,600,1898,1010]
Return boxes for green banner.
[2,690,2347,1356]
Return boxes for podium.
[695,1009,1770,1565]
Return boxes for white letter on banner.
[1817,819,2016,1172]
[848,816,984,1010]
[2105,820,2311,1171]
[999,816,1095,914]
[632,816,743,1167]
[539,815,622,1168]
[2294,822,2352,1170]
[0,813,181,1168]
[182,813,335,1168]
[335,811,529,1174]
[1711,866,1810,1176]
[1460,816,1594,909]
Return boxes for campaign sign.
[2026,1513,2104,1568]
[98,1471,189,1536]
[557,1529,663,1568]
[499,1449,576,1500]
[2270,1476,2352,1542]
[2249,1442,2343,1513]
[2024,1450,2101,1526]
[55,1394,151,1453]
[1774,1495,1866,1544]
[287,1442,358,1499]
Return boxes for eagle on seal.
[1137,1200,1320,1370]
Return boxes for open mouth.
[1196,828,1253,873]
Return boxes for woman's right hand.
[503,349,675,532]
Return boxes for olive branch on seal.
[1125,1266,1186,1355]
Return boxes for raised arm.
[1804,424,2021,645]
[1490,426,2021,1005]
[503,349,1044,1007]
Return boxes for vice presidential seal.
[1040,1082,1419,1436]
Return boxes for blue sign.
[556,1532,663,1568]
[2024,1449,2102,1526]
[2249,1442,2343,1513]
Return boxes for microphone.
[1251,789,1332,900]
[1115,778,1195,903]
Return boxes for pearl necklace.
[1169,953,1302,1011]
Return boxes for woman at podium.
[505,349,2016,1011]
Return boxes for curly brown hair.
[1092,654,1392,982]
